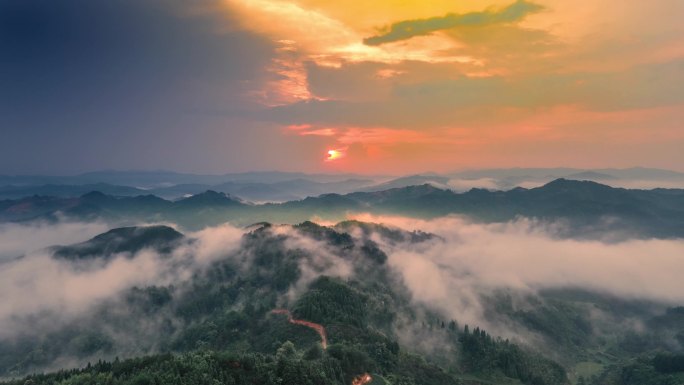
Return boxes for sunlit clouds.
[8,0,678,175]
[209,0,684,173]
[251,40,315,106]
[287,124,336,137]
[0,0,684,174]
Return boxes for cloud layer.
[2,216,684,371]
[348,214,684,333]
[364,0,544,46]
[0,221,109,261]
[0,222,246,337]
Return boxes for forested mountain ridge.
[51,225,184,260]
[2,220,684,384]
[2,179,684,238]
[0,221,573,385]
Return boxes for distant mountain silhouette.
[175,190,243,207]
[565,171,617,180]
[5,168,684,202]
[358,174,450,192]
[0,183,146,199]
[2,180,684,238]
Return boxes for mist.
[342,214,684,334]
[0,221,246,339]
[2,214,684,377]
[0,221,109,261]
[5,216,683,336]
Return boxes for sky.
[1,0,683,175]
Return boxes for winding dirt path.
[271,310,373,385]
[271,309,327,349]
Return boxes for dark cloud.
[363,0,544,46]
[0,0,275,174]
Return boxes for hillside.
[2,179,684,238]
[0,221,573,385]
[1,221,683,384]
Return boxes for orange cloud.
[336,127,435,145]
[287,124,313,131]
[288,123,449,146]
[287,124,337,136]
[287,124,439,145]
[301,128,338,136]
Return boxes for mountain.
[5,168,684,202]
[211,181,301,202]
[448,167,684,191]
[0,195,80,222]
[147,183,213,199]
[451,167,684,181]
[334,220,435,244]
[0,170,385,189]
[0,221,572,385]
[358,174,450,192]
[175,190,243,207]
[270,178,374,197]
[52,225,184,260]
[70,192,174,222]
[452,167,583,179]
[0,183,147,199]
[2,220,684,384]
[594,167,684,180]
[299,179,684,238]
[0,177,377,202]
[565,171,618,181]
[2,179,684,237]
[145,179,375,202]
[218,171,381,184]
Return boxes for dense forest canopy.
[0,216,682,385]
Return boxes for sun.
[326,149,343,161]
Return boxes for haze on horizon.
[1,0,683,175]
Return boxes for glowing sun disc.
[326,149,342,161]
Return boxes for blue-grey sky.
[0,0,291,174]
[1,0,683,175]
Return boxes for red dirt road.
[271,309,327,349]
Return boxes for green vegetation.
[1,221,683,385]
[4,179,684,237]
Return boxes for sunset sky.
[1,0,683,174]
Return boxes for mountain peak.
[534,179,624,198]
[391,183,449,195]
[80,191,109,199]
[176,190,242,206]
[79,191,117,204]
[540,178,611,190]
[565,171,617,180]
[52,225,184,260]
